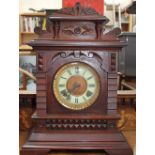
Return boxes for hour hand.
[69,83,80,94]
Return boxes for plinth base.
[21,130,133,155]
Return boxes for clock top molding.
[28,2,126,50]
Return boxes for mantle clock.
[21,3,133,155]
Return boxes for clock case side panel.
[44,50,108,116]
[107,52,118,115]
[36,52,48,115]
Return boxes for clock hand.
[61,91,71,100]
[61,90,68,97]
[69,83,80,94]
[65,83,80,99]
[62,83,80,99]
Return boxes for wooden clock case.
[21,3,133,155]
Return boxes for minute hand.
[66,83,80,100]
[68,83,80,94]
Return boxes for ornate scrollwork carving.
[87,51,108,71]
[88,52,94,58]
[62,25,93,36]
[60,51,74,58]
[55,2,99,16]
[47,51,74,68]
[47,50,108,72]
[74,51,80,58]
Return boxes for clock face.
[53,62,100,110]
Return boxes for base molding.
[21,130,133,155]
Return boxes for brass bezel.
[53,62,100,110]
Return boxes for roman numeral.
[59,84,65,87]
[86,90,93,97]
[75,66,79,74]
[61,76,67,80]
[87,76,93,80]
[75,98,78,103]
[60,89,67,96]
[88,84,95,87]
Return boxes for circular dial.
[53,62,100,110]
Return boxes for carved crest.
[55,2,99,16]
[30,2,122,42]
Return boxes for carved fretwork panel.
[35,119,107,131]
[34,119,117,131]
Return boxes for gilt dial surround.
[53,62,100,110]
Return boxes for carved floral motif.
[62,24,93,36]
